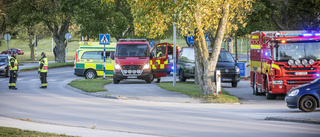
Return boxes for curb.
[65,85,118,99]
[265,117,320,125]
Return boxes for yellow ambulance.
[74,42,115,79]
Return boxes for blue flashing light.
[316,73,320,77]
[264,52,268,56]
[315,33,320,36]
[171,66,174,70]
[303,33,312,36]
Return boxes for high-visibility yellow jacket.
[39,57,48,73]
[9,57,18,71]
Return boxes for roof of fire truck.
[252,30,320,42]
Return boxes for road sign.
[4,33,11,40]
[187,35,194,45]
[149,40,153,46]
[205,34,210,42]
[99,34,110,45]
[65,33,72,40]
[237,62,245,76]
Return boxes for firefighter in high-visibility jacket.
[155,47,164,83]
[39,52,48,88]
[9,51,18,90]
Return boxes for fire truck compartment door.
[151,44,168,78]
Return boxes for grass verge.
[0,126,76,137]
[20,62,74,72]
[158,81,239,103]
[68,79,112,93]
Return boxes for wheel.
[299,95,317,112]
[231,82,237,87]
[113,76,120,84]
[252,76,257,95]
[84,70,96,79]
[179,69,186,82]
[265,91,277,99]
[5,69,9,77]
[145,74,154,83]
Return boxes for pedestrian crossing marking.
[100,35,109,43]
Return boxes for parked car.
[285,78,320,112]
[1,48,24,55]
[178,48,240,87]
[0,55,10,77]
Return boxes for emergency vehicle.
[111,40,179,84]
[250,31,320,99]
[74,42,115,79]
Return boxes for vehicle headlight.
[287,89,299,96]
[143,63,150,70]
[272,80,283,85]
[114,63,121,70]
[235,66,240,73]
[309,59,314,65]
[288,60,294,66]
[0,66,3,69]
[302,59,308,66]
[295,60,301,66]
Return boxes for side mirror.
[150,52,154,59]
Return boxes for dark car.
[285,78,320,112]
[178,48,240,87]
[1,48,24,55]
[0,55,10,77]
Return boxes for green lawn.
[68,79,112,93]
[158,81,239,103]
[0,126,76,137]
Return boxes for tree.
[4,0,82,63]
[129,0,251,95]
[15,23,51,60]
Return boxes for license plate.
[128,76,137,78]
[222,78,232,81]
[295,72,307,75]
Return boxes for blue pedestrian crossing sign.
[99,34,110,45]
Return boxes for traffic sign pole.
[35,35,37,61]
[4,34,11,50]
[66,39,68,62]
[103,45,106,79]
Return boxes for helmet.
[11,51,16,56]
[41,52,46,56]
[157,46,162,51]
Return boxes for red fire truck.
[250,31,320,99]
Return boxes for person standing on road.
[8,51,18,90]
[39,52,48,88]
[155,46,164,83]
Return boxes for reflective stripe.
[160,64,164,69]
[9,83,16,86]
[42,83,48,86]
[251,45,261,49]
[252,35,259,39]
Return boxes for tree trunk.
[28,35,35,60]
[235,35,238,61]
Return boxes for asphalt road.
[0,67,320,137]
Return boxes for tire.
[231,82,237,87]
[252,76,257,95]
[113,76,120,84]
[265,91,277,100]
[179,69,186,82]
[84,69,96,79]
[299,95,317,112]
[5,69,9,77]
[145,74,154,83]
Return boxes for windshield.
[274,42,320,61]
[116,44,149,57]
[218,52,234,62]
[0,56,8,63]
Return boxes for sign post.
[65,33,72,62]
[99,34,110,80]
[34,35,37,61]
[216,70,221,97]
[4,33,11,50]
